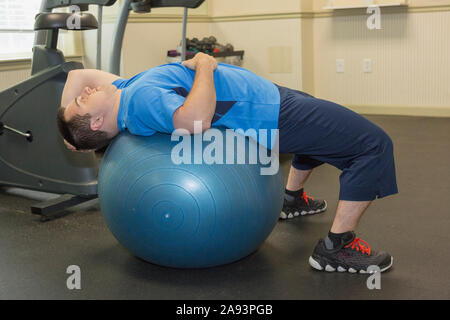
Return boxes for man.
[57,53,398,273]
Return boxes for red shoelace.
[345,237,371,255]
[301,191,314,205]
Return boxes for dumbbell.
[224,43,234,52]
[208,36,217,45]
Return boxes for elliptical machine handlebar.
[109,0,205,75]
[36,0,205,74]
[43,0,117,11]
[42,0,204,11]
[130,0,204,13]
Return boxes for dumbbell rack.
[168,34,245,65]
[167,50,245,65]
[186,50,245,60]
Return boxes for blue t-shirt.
[113,62,280,148]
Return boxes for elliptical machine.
[0,0,204,220]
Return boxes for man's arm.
[173,53,217,133]
[61,69,121,108]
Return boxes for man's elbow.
[175,120,211,134]
[190,117,212,133]
[67,69,80,78]
[201,121,211,131]
[173,108,212,134]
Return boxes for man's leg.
[275,84,397,273]
[280,157,327,220]
[330,200,371,233]
[309,129,397,273]
[286,166,312,191]
[285,163,372,232]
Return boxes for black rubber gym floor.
[0,115,449,300]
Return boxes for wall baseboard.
[0,59,31,71]
[347,104,450,118]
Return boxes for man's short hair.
[56,107,111,150]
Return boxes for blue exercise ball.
[98,128,283,268]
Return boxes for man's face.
[64,84,118,122]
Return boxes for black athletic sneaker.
[309,231,393,273]
[280,190,327,219]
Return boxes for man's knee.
[373,128,394,157]
[292,154,324,171]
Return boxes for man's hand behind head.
[63,139,95,153]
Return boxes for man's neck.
[105,89,122,137]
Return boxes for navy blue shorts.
[276,85,398,201]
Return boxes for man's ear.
[90,115,104,131]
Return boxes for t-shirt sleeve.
[134,86,186,133]
[112,78,127,89]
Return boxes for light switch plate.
[363,59,372,73]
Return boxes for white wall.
[313,10,450,110]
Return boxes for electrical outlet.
[363,59,372,73]
[336,59,345,73]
